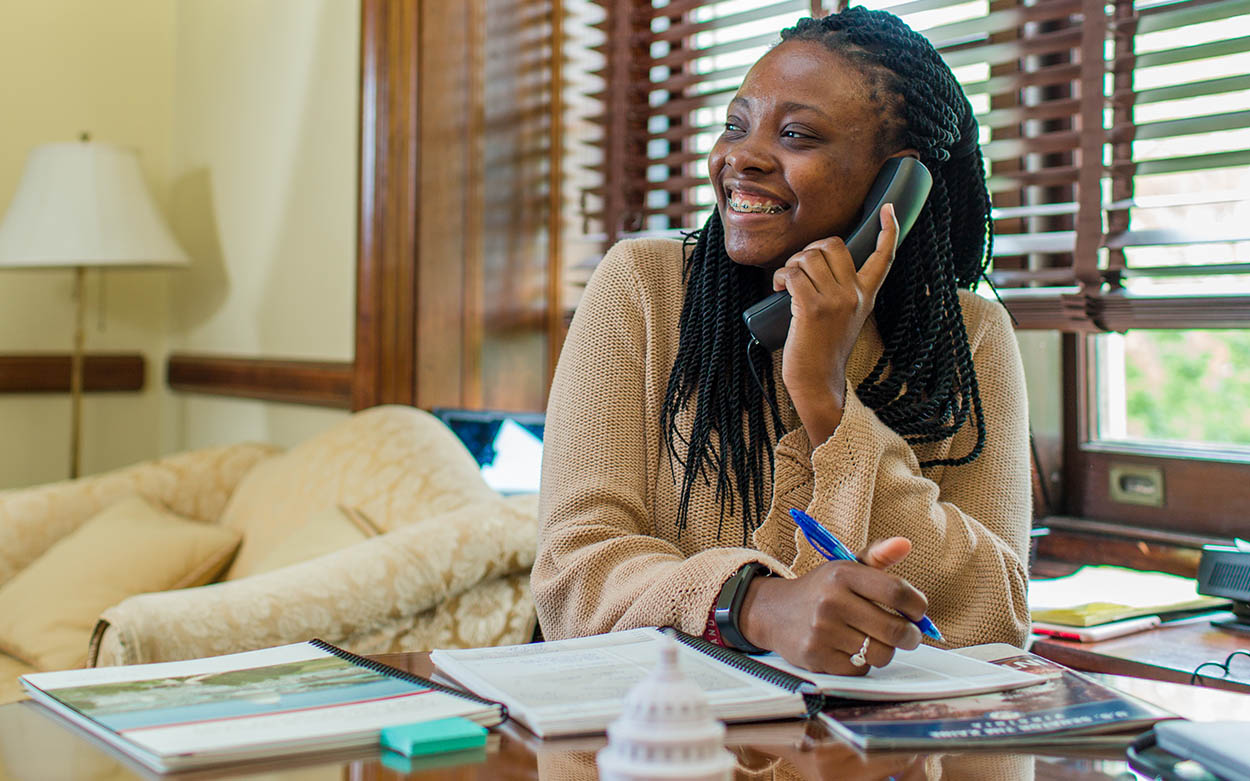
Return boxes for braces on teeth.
[729,198,787,214]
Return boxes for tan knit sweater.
[534,238,1031,649]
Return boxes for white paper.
[756,644,1040,700]
[128,690,484,756]
[22,643,323,690]
[1028,565,1207,610]
[432,628,1043,735]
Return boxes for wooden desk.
[1030,613,1250,693]
[3,652,1249,781]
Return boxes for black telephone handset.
[741,157,933,351]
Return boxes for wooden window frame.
[1054,333,1250,544]
[1032,0,1250,564]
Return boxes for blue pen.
[789,507,944,641]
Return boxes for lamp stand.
[0,140,191,478]
[70,265,85,479]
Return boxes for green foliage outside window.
[1123,329,1250,446]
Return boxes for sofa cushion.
[219,405,497,579]
[0,442,278,589]
[0,495,241,671]
[248,505,380,574]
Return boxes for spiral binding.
[308,638,509,722]
[664,628,826,718]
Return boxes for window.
[1091,330,1250,452]
[1061,0,1250,542]
[1078,1,1250,464]
[355,0,566,413]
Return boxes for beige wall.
[0,1,177,488]
[164,0,359,453]
[0,0,359,489]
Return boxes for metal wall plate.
[1109,463,1165,507]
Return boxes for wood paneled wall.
[0,354,143,393]
[167,355,352,408]
[171,0,563,414]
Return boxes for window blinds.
[580,0,1250,330]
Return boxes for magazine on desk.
[19,639,506,773]
[820,643,1173,749]
[430,627,1042,738]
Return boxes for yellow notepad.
[1029,566,1230,627]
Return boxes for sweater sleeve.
[762,298,1032,648]
[532,243,790,640]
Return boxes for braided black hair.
[659,7,993,542]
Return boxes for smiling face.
[709,40,905,269]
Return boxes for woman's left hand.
[773,203,900,446]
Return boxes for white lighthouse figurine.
[596,634,735,781]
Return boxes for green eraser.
[379,717,488,757]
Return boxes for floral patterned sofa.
[0,405,538,704]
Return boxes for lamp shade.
[0,141,189,269]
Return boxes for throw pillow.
[217,406,496,579]
[247,505,380,574]
[0,495,240,671]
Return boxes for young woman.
[533,7,1031,675]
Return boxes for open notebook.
[430,628,1041,737]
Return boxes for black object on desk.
[1197,545,1250,635]
[1191,650,1250,685]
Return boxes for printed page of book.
[755,644,1041,700]
[431,628,806,736]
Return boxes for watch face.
[718,565,755,610]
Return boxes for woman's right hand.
[738,537,927,674]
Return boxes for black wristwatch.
[714,562,770,654]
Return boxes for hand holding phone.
[742,157,933,351]
[747,158,932,446]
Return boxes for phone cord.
[745,337,783,426]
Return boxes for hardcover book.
[820,644,1172,749]
[19,639,506,773]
